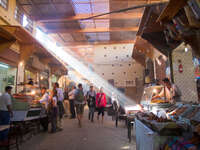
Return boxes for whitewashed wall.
[92,44,144,87]
[172,43,198,102]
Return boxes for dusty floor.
[20,110,136,150]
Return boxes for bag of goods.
[151,121,182,136]
[191,108,200,122]
[171,106,188,116]
[185,107,200,119]
[195,124,200,134]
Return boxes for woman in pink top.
[96,87,107,123]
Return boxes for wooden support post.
[49,71,52,89]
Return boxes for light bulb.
[185,47,188,52]
[19,62,23,66]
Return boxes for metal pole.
[72,1,168,21]
[153,59,157,80]
[15,67,18,93]
[168,51,174,83]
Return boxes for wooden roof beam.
[47,27,139,34]
[36,12,143,22]
[62,40,135,46]
[157,0,188,22]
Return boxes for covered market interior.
[0,0,200,150]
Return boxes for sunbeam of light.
[35,28,136,107]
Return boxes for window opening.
[15,4,33,33]
[23,14,33,33]
[0,0,8,9]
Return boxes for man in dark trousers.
[37,87,49,132]
[86,85,96,122]
[0,86,13,145]
[54,83,64,130]
[74,84,85,128]
[68,85,76,119]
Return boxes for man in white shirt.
[68,85,76,119]
[37,87,49,132]
[153,78,182,103]
[38,87,49,109]
[54,83,64,130]
[0,86,13,143]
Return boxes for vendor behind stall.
[28,78,34,85]
[0,86,13,143]
[152,78,182,103]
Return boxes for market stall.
[135,85,200,150]
[11,84,46,122]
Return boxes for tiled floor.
[20,110,136,150]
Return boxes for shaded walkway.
[21,110,136,150]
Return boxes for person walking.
[68,85,76,119]
[0,86,13,145]
[74,84,85,128]
[54,83,64,130]
[86,85,96,122]
[48,90,58,133]
[63,87,70,117]
[96,87,107,124]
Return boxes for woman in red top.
[96,87,107,123]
